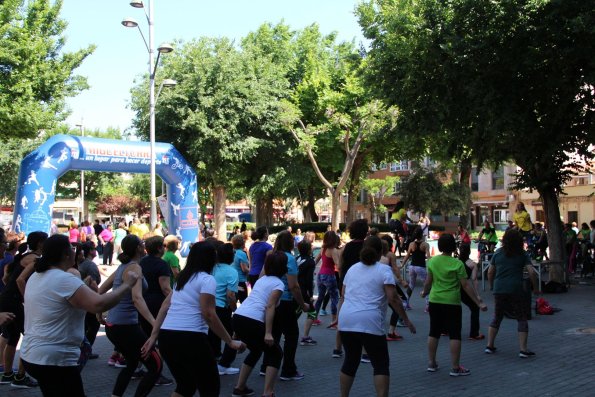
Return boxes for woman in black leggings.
[99,235,161,397]
[141,241,245,397]
[232,252,287,397]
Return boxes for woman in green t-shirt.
[420,234,486,377]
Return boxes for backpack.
[535,297,554,315]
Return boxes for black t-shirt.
[93,224,103,236]
[341,240,364,281]
[296,255,315,301]
[140,255,172,298]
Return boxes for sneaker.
[396,319,407,328]
[279,371,304,381]
[0,372,14,384]
[360,354,371,363]
[405,303,412,310]
[312,319,322,326]
[449,366,471,377]
[232,386,255,397]
[131,369,146,379]
[427,363,439,372]
[332,349,343,358]
[114,357,127,368]
[424,305,429,313]
[11,375,38,388]
[519,351,536,358]
[107,354,118,366]
[259,370,266,376]
[218,364,240,375]
[319,309,328,316]
[468,334,485,341]
[484,346,497,354]
[326,322,338,330]
[300,337,317,346]
[386,333,403,341]
[89,353,100,359]
[155,375,173,386]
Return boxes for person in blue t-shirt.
[231,235,249,303]
[208,242,240,375]
[248,227,272,288]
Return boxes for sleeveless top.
[319,248,336,275]
[0,253,37,306]
[107,261,147,325]
[410,241,426,268]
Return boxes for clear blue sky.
[61,0,365,133]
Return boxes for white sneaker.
[218,364,240,375]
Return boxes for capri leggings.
[428,302,462,340]
[340,331,389,377]
[232,314,283,369]
[490,293,529,332]
[105,324,162,397]
[0,302,24,347]
[158,330,219,397]
[315,274,339,315]
[22,360,85,397]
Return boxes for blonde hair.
[164,235,179,251]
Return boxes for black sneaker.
[11,375,38,388]
[332,349,343,358]
[155,375,173,386]
[89,353,99,360]
[232,386,255,397]
[519,350,536,358]
[279,371,304,381]
[484,346,497,354]
[0,372,14,385]
[360,354,371,363]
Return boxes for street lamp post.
[75,122,85,224]
[122,0,174,229]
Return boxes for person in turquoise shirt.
[208,242,239,374]
[113,222,128,260]
[231,235,249,302]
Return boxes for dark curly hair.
[502,229,524,257]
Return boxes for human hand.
[228,340,246,353]
[96,313,106,325]
[302,303,310,312]
[264,332,274,346]
[140,336,156,360]
[405,319,416,334]
[0,312,15,326]
[479,303,488,312]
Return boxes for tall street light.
[122,0,174,229]
[75,121,85,223]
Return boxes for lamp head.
[162,79,177,87]
[157,43,174,54]
[121,17,139,28]
[130,0,144,8]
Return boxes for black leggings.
[159,330,219,397]
[389,285,408,327]
[105,324,162,397]
[22,360,85,397]
[237,281,248,303]
[232,314,283,369]
[84,312,100,346]
[248,274,259,288]
[103,241,114,265]
[460,289,480,337]
[207,306,237,367]
[271,300,299,374]
[340,331,389,377]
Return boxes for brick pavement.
[4,278,595,397]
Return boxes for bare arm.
[201,294,244,352]
[460,278,487,310]
[17,255,36,296]
[487,264,496,290]
[69,271,139,313]
[423,242,431,259]
[264,290,282,346]
[420,272,433,298]
[525,264,539,293]
[158,276,172,297]
[128,264,155,326]
[141,292,172,359]
[227,289,237,311]
[401,243,414,267]
[98,271,116,294]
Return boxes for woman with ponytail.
[20,234,140,396]
[99,234,162,397]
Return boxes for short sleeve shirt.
[338,262,395,335]
[21,269,85,366]
[232,249,249,283]
[212,263,239,308]
[235,275,284,322]
[162,272,216,334]
[248,241,273,276]
[140,255,172,296]
[162,251,180,287]
[426,255,467,305]
[280,252,298,301]
[491,250,531,294]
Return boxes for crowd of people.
[0,205,593,396]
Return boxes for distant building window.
[471,167,479,192]
[568,211,578,224]
[424,158,436,168]
[389,162,397,172]
[491,168,504,190]
[493,209,508,224]
[390,160,409,171]
[379,163,387,170]
[371,164,377,171]
[358,190,368,203]
[575,176,588,186]
[536,210,545,223]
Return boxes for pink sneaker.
[312,319,322,326]
[107,354,118,366]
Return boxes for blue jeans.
[315,273,339,315]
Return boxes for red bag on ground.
[536,297,554,315]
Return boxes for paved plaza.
[4,275,595,397]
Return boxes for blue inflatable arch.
[13,134,199,256]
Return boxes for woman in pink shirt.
[99,224,115,266]
[69,224,80,245]
[314,231,342,328]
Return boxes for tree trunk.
[255,196,273,227]
[213,185,227,241]
[306,187,318,222]
[539,186,565,283]
[459,158,473,229]
[345,184,357,225]
[331,189,341,232]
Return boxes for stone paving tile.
[3,280,595,396]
